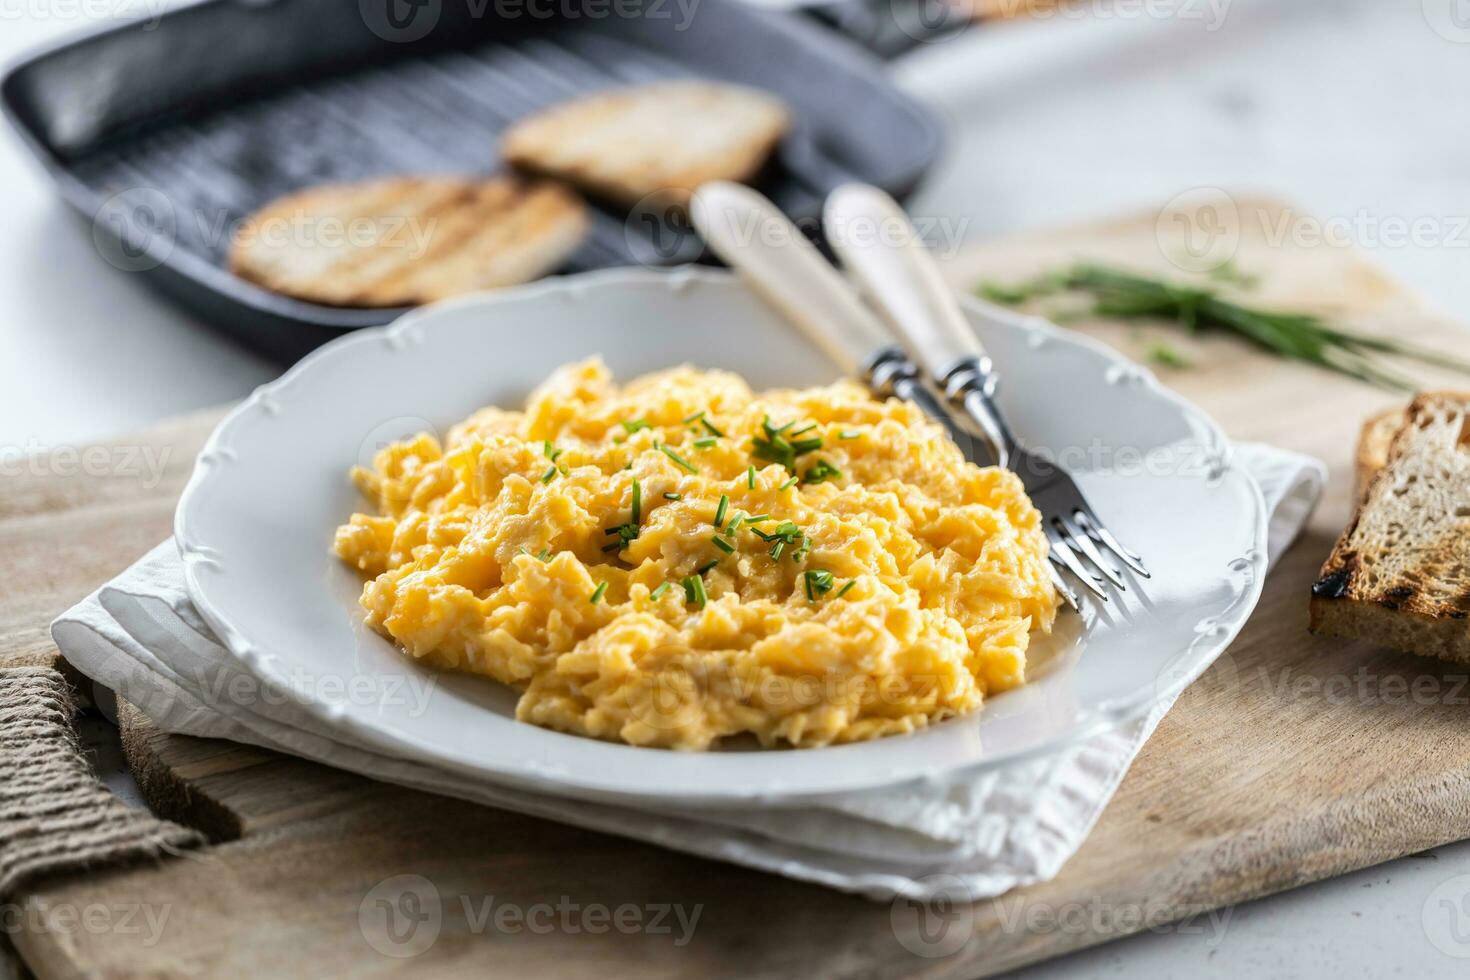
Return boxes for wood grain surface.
[6,201,1470,979]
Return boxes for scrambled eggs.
[334,359,1057,750]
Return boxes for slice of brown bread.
[1355,405,1406,503]
[1310,391,1470,663]
[501,81,790,210]
[229,176,587,308]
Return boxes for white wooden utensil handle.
[690,182,896,378]
[823,183,987,383]
[823,184,1016,466]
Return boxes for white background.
[5,0,1470,975]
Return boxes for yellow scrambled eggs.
[334,359,1057,750]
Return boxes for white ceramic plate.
[176,269,1267,807]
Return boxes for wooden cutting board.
[7,200,1470,979]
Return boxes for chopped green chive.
[682,574,708,608]
[693,437,718,449]
[663,492,682,501]
[835,580,857,599]
[839,430,860,440]
[788,422,817,438]
[650,581,672,601]
[621,419,651,435]
[802,459,842,485]
[604,482,645,553]
[711,535,735,554]
[779,476,799,491]
[699,417,726,438]
[714,494,729,527]
[725,514,745,536]
[751,415,824,472]
[793,536,812,563]
[658,443,697,473]
[753,521,808,563]
[803,569,835,602]
[746,465,757,489]
[743,514,771,523]
[589,581,609,604]
[540,466,558,484]
[542,440,563,462]
[681,410,704,424]
[695,558,720,576]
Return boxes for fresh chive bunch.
[979,263,1470,391]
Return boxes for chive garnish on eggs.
[803,569,835,602]
[589,581,609,604]
[657,442,697,473]
[714,494,729,527]
[751,416,823,472]
[802,459,842,485]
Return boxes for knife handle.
[690,182,897,379]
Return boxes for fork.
[691,182,1124,610]
[822,184,1148,606]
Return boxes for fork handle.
[690,182,895,378]
[690,182,963,438]
[823,184,1017,466]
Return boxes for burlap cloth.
[0,665,203,973]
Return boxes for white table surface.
[6,0,1470,975]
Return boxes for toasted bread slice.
[1310,392,1470,663]
[229,177,587,308]
[1355,405,1406,503]
[501,81,790,210]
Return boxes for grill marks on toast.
[229,177,588,308]
[1310,392,1470,662]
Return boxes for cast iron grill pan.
[3,0,943,360]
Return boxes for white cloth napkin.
[51,443,1323,902]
